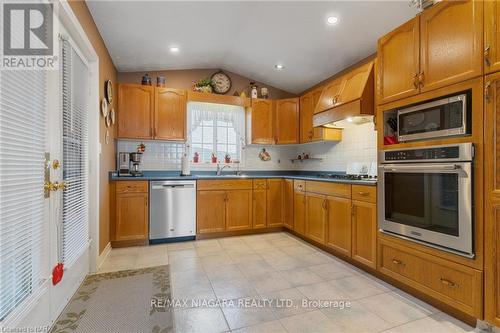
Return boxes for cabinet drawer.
[380,243,426,284]
[116,181,149,194]
[424,261,482,312]
[253,179,268,189]
[294,180,305,192]
[197,179,252,191]
[306,181,351,198]
[352,185,376,203]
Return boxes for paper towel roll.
[181,154,190,176]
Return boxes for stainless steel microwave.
[397,93,468,142]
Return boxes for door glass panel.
[384,172,459,236]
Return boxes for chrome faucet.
[216,163,231,176]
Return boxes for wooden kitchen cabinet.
[118,84,154,139]
[294,190,306,236]
[377,18,420,104]
[351,200,377,269]
[253,187,267,229]
[305,193,327,244]
[155,88,186,140]
[314,78,345,114]
[275,98,299,144]
[485,0,500,74]
[484,72,500,326]
[326,196,352,257]
[114,181,149,243]
[283,179,294,229]
[250,99,274,144]
[196,190,226,234]
[226,190,253,231]
[419,0,483,93]
[267,179,283,227]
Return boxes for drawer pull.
[440,278,458,288]
[357,191,369,196]
[392,258,405,266]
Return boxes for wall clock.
[211,71,231,94]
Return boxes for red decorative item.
[211,154,217,163]
[384,136,398,145]
[52,263,64,285]
[193,152,199,163]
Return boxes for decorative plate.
[101,98,108,118]
[110,108,116,125]
[105,80,113,104]
[106,112,111,127]
[211,71,231,94]
[105,129,110,144]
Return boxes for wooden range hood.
[313,61,374,127]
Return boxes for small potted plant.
[211,153,217,163]
[193,78,213,93]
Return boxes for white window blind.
[187,102,245,163]
[60,38,89,266]
[0,69,47,321]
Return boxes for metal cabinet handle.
[485,45,491,66]
[392,258,405,266]
[357,191,369,196]
[418,71,425,87]
[485,81,492,103]
[440,277,459,288]
[413,73,419,89]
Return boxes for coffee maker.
[118,152,143,177]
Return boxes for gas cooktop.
[316,174,377,181]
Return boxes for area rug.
[50,265,172,333]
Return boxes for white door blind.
[0,69,47,321]
[60,38,89,266]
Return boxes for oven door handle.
[379,164,462,172]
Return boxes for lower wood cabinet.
[267,179,283,227]
[326,195,352,256]
[252,187,267,229]
[283,179,294,229]
[226,190,252,231]
[197,190,226,234]
[305,193,327,244]
[113,181,149,244]
[294,190,306,235]
[351,200,377,268]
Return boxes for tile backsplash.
[116,122,377,173]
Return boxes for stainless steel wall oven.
[378,143,474,257]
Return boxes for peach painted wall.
[69,0,117,254]
[118,69,295,99]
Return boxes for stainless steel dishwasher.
[149,180,196,243]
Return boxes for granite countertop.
[109,170,377,186]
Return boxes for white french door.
[0,3,94,330]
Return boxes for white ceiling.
[87,1,418,94]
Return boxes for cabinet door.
[326,196,352,256]
[485,72,500,326]
[420,0,483,92]
[115,193,149,241]
[314,79,345,114]
[267,179,283,227]
[197,190,225,233]
[253,189,267,229]
[485,0,500,74]
[118,84,154,139]
[351,200,377,268]
[226,190,252,231]
[283,179,294,229]
[299,93,314,143]
[305,193,327,244]
[251,99,274,144]
[294,192,306,235]
[377,18,420,104]
[155,88,186,140]
[337,61,373,105]
[275,98,299,144]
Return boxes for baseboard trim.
[196,227,285,240]
[96,242,111,270]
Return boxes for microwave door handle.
[380,164,461,172]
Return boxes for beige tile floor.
[98,232,479,333]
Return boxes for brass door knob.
[57,181,68,191]
[52,159,61,169]
[44,181,58,192]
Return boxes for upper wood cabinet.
[118,84,154,139]
[377,18,420,104]
[419,0,483,93]
[275,98,299,144]
[484,72,500,326]
[485,0,500,74]
[267,179,283,227]
[248,98,275,144]
[315,78,345,114]
[155,88,187,140]
[118,84,187,140]
[283,179,294,230]
[377,0,483,104]
[338,62,375,105]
